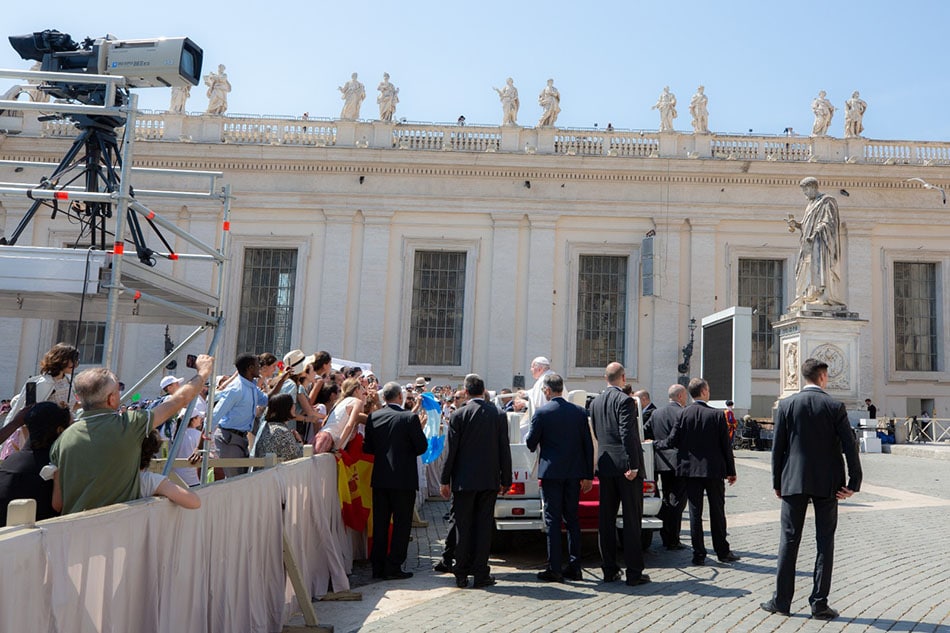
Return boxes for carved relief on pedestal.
[812,343,849,390]
[783,341,800,392]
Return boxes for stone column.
[486,214,522,387]
[651,218,685,389]
[355,210,393,370]
[686,218,719,371]
[523,216,556,370]
[845,221,875,408]
[316,209,356,352]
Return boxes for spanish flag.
[336,433,374,535]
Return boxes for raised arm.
[151,355,214,430]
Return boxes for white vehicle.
[492,391,662,550]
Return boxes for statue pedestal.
[773,309,868,413]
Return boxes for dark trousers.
[773,494,838,612]
[658,470,687,547]
[540,478,582,574]
[441,501,457,566]
[686,477,730,559]
[452,489,498,582]
[597,473,644,578]
[370,488,415,576]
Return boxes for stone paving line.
[293,451,950,632]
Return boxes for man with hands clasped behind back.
[525,373,594,582]
[761,358,862,621]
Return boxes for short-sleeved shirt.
[50,407,152,515]
[212,376,267,432]
[139,470,167,498]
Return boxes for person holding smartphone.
[1,343,80,459]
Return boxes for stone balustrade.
[5,108,950,165]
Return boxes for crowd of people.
[0,342,863,620]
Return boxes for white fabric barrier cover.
[0,455,350,633]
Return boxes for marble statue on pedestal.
[652,86,677,132]
[786,177,845,310]
[537,79,560,127]
[689,86,708,134]
[204,64,231,115]
[169,85,190,113]
[844,91,867,138]
[494,77,520,126]
[339,72,366,120]
[376,73,399,122]
[811,90,834,136]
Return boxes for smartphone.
[25,381,36,406]
[186,354,197,369]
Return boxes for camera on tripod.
[9,29,202,105]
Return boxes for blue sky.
[3,0,949,140]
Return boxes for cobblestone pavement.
[299,451,950,632]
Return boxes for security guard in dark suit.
[762,358,862,621]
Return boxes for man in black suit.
[643,383,689,550]
[590,362,650,586]
[440,374,512,589]
[657,377,739,566]
[525,373,594,582]
[761,359,862,620]
[634,389,656,425]
[363,381,428,580]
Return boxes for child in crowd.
[139,430,201,509]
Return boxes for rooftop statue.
[168,85,190,114]
[339,72,366,120]
[537,79,560,127]
[786,177,845,310]
[376,73,399,122]
[844,91,867,138]
[689,86,709,134]
[811,90,834,136]
[652,86,677,132]
[204,64,231,115]
[494,77,520,126]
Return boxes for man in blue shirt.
[212,353,269,477]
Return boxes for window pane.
[737,259,784,369]
[894,262,937,371]
[236,248,297,357]
[576,255,627,368]
[409,251,466,366]
[56,320,105,365]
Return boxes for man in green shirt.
[51,355,214,515]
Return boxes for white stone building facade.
[1,111,949,418]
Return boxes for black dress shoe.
[717,552,740,563]
[433,561,453,573]
[383,570,413,580]
[473,576,496,588]
[455,575,468,588]
[562,567,583,581]
[603,569,623,582]
[665,543,686,551]
[625,573,651,586]
[537,569,564,582]
[811,606,839,620]
[760,600,791,616]
[691,557,706,566]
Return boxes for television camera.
[0,30,203,264]
[9,29,202,107]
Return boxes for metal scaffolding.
[0,67,232,483]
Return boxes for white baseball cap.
[160,376,182,390]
